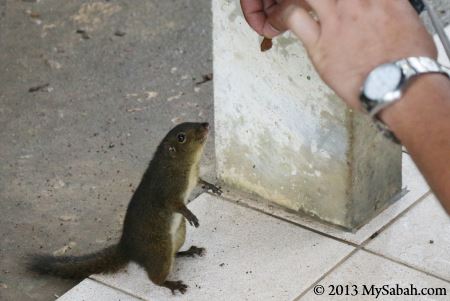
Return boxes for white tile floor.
[300,250,450,301]
[57,154,450,301]
[57,279,142,301]
[91,196,354,301]
[365,195,450,282]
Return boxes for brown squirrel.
[28,122,221,294]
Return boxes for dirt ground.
[1,1,449,300]
[0,1,214,300]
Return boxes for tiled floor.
[91,195,354,301]
[365,195,450,282]
[57,154,450,300]
[57,279,141,301]
[300,250,450,301]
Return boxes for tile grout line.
[362,248,450,285]
[359,190,432,248]
[211,188,431,249]
[208,188,437,299]
[76,190,435,300]
[356,186,448,284]
[358,189,450,284]
[293,246,450,301]
[212,192,361,249]
[88,277,147,301]
[290,191,441,300]
[291,248,361,301]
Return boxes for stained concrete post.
[213,0,402,230]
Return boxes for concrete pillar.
[213,0,402,230]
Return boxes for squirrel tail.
[27,244,128,279]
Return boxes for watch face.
[364,63,402,101]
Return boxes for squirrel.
[28,122,222,294]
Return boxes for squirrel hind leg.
[142,249,187,294]
[144,260,188,294]
[144,259,171,285]
[176,246,206,258]
[161,280,188,295]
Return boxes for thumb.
[267,0,319,48]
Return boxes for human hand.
[240,0,311,38]
[240,0,282,38]
[244,0,438,111]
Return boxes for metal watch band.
[395,57,450,87]
[364,57,450,144]
[368,57,450,118]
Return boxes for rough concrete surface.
[0,1,449,301]
[0,1,213,300]
[214,0,402,230]
[424,1,450,29]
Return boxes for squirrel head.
[160,122,209,162]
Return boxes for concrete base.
[213,0,402,230]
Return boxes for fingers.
[241,0,324,45]
[241,0,282,38]
[263,0,277,11]
[240,0,265,35]
[262,21,283,39]
[305,0,337,20]
[268,2,320,48]
[287,8,320,47]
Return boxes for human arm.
[380,74,450,213]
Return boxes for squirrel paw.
[187,214,200,228]
[202,182,223,196]
[164,280,188,295]
[176,246,206,258]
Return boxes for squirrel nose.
[201,122,209,130]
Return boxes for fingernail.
[268,23,281,34]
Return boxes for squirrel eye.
[177,133,186,144]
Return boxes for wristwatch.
[360,56,450,143]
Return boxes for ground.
[0,1,213,300]
[0,1,449,301]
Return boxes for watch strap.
[362,57,450,144]
[396,57,450,83]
